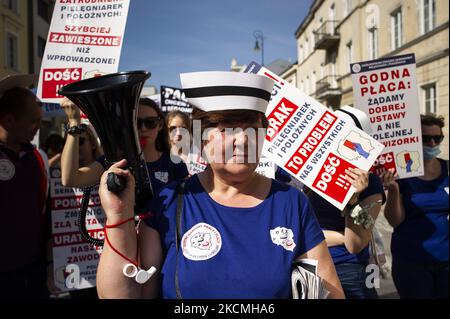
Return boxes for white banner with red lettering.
[245,62,384,210]
[37,0,130,103]
[50,167,104,292]
[351,54,424,179]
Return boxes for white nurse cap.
[335,105,372,134]
[180,71,274,114]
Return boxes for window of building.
[38,0,51,23]
[422,83,437,114]
[369,28,378,60]
[346,41,353,73]
[421,0,436,34]
[38,37,46,58]
[3,0,18,13]
[6,32,18,70]
[391,8,403,50]
[299,44,303,63]
[305,37,309,57]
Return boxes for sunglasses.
[137,117,160,130]
[422,135,444,144]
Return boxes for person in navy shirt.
[307,106,385,299]
[96,71,344,299]
[381,114,448,299]
[0,75,50,298]
[60,97,188,195]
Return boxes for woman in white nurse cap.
[96,71,344,299]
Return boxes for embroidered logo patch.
[0,159,15,181]
[182,223,222,261]
[154,171,168,183]
[270,226,296,252]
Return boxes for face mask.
[423,145,441,160]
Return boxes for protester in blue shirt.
[96,71,344,299]
[307,106,385,299]
[381,113,448,299]
[60,97,188,195]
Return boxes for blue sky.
[119,0,312,89]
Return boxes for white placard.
[245,62,384,210]
[50,167,104,292]
[351,54,423,179]
[37,0,131,103]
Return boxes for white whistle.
[122,263,157,284]
[123,263,138,278]
[135,267,157,284]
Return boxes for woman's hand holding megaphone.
[99,159,136,224]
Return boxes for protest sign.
[245,62,384,210]
[351,54,423,178]
[37,0,130,103]
[160,85,192,114]
[49,167,104,291]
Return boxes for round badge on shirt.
[182,223,222,261]
[0,159,15,181]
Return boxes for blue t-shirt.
[308,173,385,265]
[97,152,188,195]
[144,175,325,299]
[392,159,449,263]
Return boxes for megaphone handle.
[107,172,126,193]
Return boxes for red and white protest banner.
[246,62,384,210]
[37,0,130,103]
[351,54,423,178]
[49,168,104,292]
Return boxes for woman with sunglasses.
[381,113,448,299]
[60,97,188,195]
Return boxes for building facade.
[0,0,53,79]
[0,0,30,78]
[29,0,54,74]
[293,0,449,158]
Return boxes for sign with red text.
[37,0,130,103]
[245,62,384,210]
[49,168,104,292]
[351,54,423,178]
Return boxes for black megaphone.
[58,71,153,245]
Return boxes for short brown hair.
[192,108,268,135]
[166,110,191,132]
[421,113,445,128]
[0,88,40,118]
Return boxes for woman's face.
[168,116,189,145]
[137,105,162,148]
[204,118,264,180]
[421,124,443,147]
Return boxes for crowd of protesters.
[0,73,447,299]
